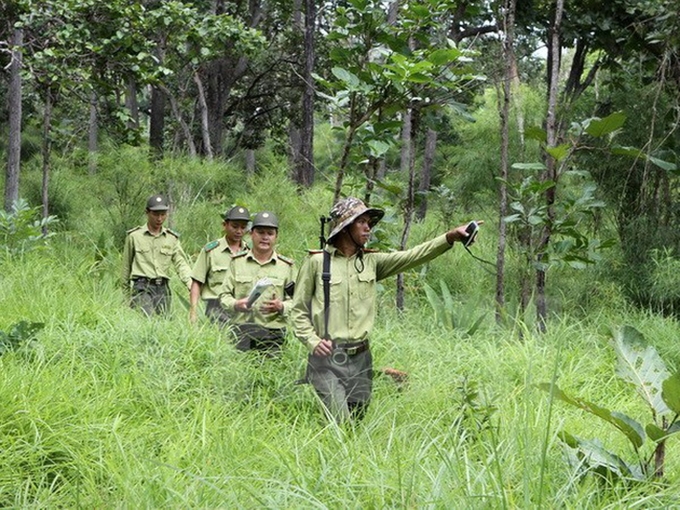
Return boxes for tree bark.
[416,127,437,221]
[194,72,214,160]
[149,85,166,158]
[4,27,23,212]
[41,87,53,234]
[536,0,564,332]
[125,76,139,130]
[296,0,316,187]
[88,90,98,174]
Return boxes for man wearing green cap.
[122,194,192,316]
[220,211,296,353]
[291,196,482,422]
[189,205,250,325]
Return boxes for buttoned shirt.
[291,234,453,352]
[191,237,247,300]
[220,250,296,330]
[121,225,192,288]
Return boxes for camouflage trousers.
[130,277,170,316]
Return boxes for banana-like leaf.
[558,431,644,481]
[611,325,671,416]
[662,371,680,414]
[538,383,646,448]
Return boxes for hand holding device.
[464,221,479,247]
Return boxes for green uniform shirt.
[122,225,192,288]
[220,251,296,330]
[291,234,453,352]
[191,237,247,300]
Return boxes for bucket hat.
[326,197,384,242]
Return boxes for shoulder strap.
[322,250,331,340]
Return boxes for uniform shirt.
[191,238,247,300]
[291,234,453,352]
[121,225,192,288]
[220,251,296,330]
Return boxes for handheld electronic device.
[464,221,479,248]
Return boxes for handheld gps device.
[464,221,479,247]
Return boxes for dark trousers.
[205,299,230,327]
[233,324,286,354]
[306,347,373,423]
[130,278,170,316]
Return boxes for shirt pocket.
[159,245,175,259]
[211,264,230,286]
[234,274,254,298]
[357,271,376,300]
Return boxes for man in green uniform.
[220,211,296,353]
[291,197,481,422]
[121,194,192,316]
[189,205,250,325]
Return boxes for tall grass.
[2,168,680,507]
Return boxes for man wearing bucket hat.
[122,194,192,316]
[291,196,482,422]
[219,211,296,353]
[189,205,251,325]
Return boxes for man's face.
[146,209,167,230]
[347,213,372,245]
[224,220,248,244]
[250,226,277,255]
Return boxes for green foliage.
[0,199,58,256]
[0,321,44,356]
[423,280,486,336]
[540,325,680,483]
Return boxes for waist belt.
[134,277,168,286]
[333,340,369,356]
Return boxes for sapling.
[539,325,680,481]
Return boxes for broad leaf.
[511,163,546,171]
[558,431,644,481]
[662,372,680,414]
[584,112,626,137]
[612,325,671,416]
[647,156,677,172]
[538,383,645,448]
[546,143,571,161]
[524,126,547,142]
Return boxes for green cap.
[146,194,169,211]
[251,211,279,229]
[223,206,250,221]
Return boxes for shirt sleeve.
[290,256,323,352]
[121,233,134,287]
[375,234,453,281]
[173,239,193,288]
[219,263,238,312]
[279,262,297,318]
[191,249,209,284]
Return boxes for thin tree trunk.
[193,72,213,159]
[5,27,22,212]
[396,106,419,311]
[149,85,165,158]
[88,90,98,174]
[245,149,256,174]
[416,127,437,221]
[496,0,516,323]
[125,76,139,130]
[41,88,53,234]
[157,84,196,157]
[297,0,316,187]
[536,0,564,332]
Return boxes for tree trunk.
[396,106,419,311]
[536,0,564,332]
[296,0,316,188]
[125,76,139,130]
[41,87,53,234]
[416,127,437,221]
[193,72,214,160]
[149,85,166,158]
[4,27,22,212]
[245,149,256,174]
[88,90,98,174]
[496,0,516,323]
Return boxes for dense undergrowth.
[2,159,680,507]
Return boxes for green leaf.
[662,372,680,414]
[538,383,646,448]
[511,163,546,171]
[584,112,626,137]
[647,156,677,172]
[611,145,644,158]
[524,126,547,143]
[611,325,671,416]
[546,143,571,161]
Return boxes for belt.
[333,340,369,356]
[134,276,168,286]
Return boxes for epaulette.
[126,226,141,234]
[363,248,379,253]
[277,254,295,265]
[204,240,220,252]
[307,249,323,254]
[233,250,249,258]
[167,228,180,238]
